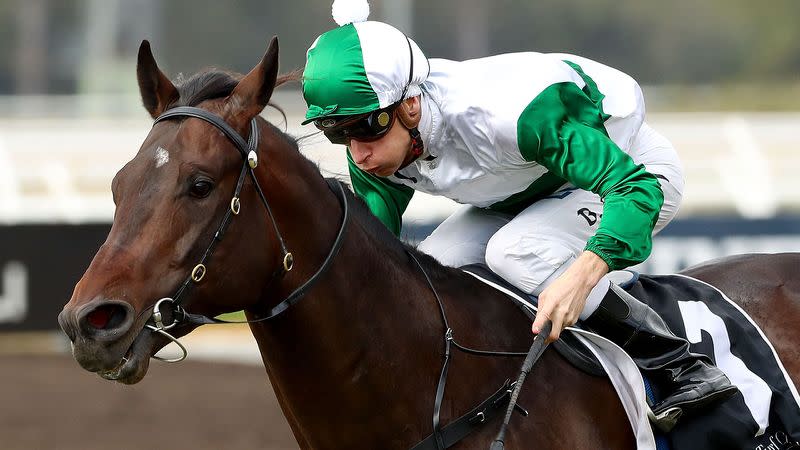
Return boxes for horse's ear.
[136,40,179,119]
[227,36,279,123]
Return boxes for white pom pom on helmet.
[303,1,430,124]
[332,0,370,26]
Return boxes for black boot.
[583,283,739,432]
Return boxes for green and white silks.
[347,52,666,270]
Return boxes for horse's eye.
[189,179,214,198]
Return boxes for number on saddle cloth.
[625,274,800,449]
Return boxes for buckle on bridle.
[191,264,207,282]
[283,253,294,272]
[247,150,258,168]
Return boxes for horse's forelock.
[172,68,301,110]
[172,70,242,109]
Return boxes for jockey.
[302,0,738,431]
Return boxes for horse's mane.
[338,182,456,280]
[167,68,302,150]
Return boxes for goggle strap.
[399,35,414,103]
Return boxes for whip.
[489,320,553,450]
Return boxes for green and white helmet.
[302,0,429,124]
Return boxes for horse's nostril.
[86,305,113,329]
[83,303,129,331]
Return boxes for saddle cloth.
[461,265,800,450]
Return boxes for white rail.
[1,97,799,223]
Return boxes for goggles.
[314,101,401,145]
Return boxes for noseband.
[146,106,349,362]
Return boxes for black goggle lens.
[315,103,399,145]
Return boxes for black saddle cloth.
[461,264,800,449]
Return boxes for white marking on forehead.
[154,146,170,168]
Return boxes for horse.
[58,38,800,449]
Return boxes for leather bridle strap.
[157,107,251,157]
[154,106,291,267]
[152,107,290,309]
[148,106,349,333]
[185,178,349,325]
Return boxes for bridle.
[145,105,349,362]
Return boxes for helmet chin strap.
[396,124,424,172]
[397,100,425,163]
[408,126,425,158]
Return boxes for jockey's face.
[348,97,420,177]
[349,115,410,177]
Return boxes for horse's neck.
[250,204,440,379]
[246,167,447,444]
[243,172,629,447]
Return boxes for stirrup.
[647,405,682,433]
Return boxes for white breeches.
[417,123,684,307]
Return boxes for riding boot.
[583,283,739,432]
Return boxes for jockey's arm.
[518,82,664,340]
[531,250,609,341]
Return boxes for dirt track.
[1,354,298,450]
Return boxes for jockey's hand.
[532,251,609,342]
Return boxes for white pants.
[418,123,684,300]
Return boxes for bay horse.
[58,38,800,449]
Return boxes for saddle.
[462,264,800,449]
[458,263,633,377]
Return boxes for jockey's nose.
[349,140,372,165]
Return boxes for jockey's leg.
[417,205,510,267]
[483,138,736,430]
[487,215,738,431]
[584,283,739,432]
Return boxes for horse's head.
[58,38,287,384]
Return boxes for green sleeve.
[516,81,664,270]
[347,150,414,236]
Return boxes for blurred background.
[0,0,798,448]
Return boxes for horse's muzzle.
[58,299,137,371]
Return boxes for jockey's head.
[302,1,429,162]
